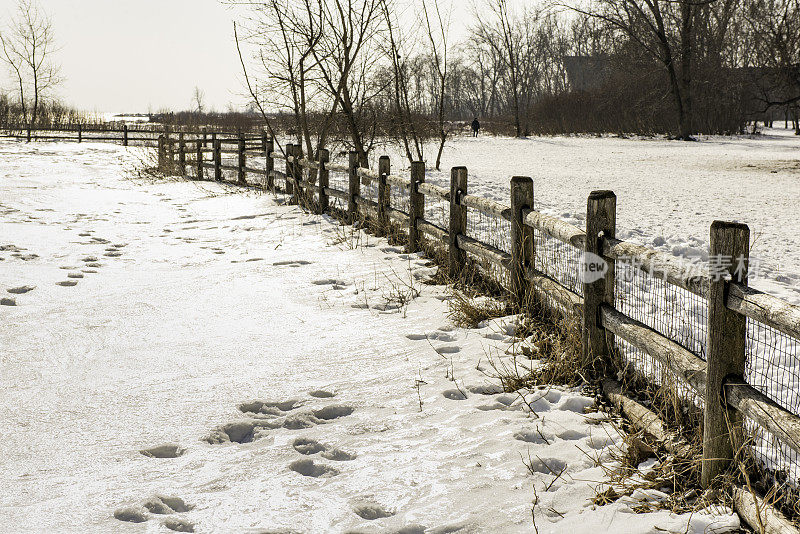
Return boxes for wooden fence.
[5,128,800,530]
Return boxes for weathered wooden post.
[449,167,468,279]
[348,151,360,223]
[265,137,275,191]
[284,143,294,197]
[213,139,222,181]
[318,148,330,215]
[702,221,749,488]
[165,135,175,172]
[582,190,616,369]
[196,138,203,180]
[123,124,129,146]
[237,133,246,185]
[77,124,82,143]
[157,134,166,169]
[377,156,391,234]
[293,144,303,205]
[202,127,208,148]
[510,177,534,303]
[178,133,186,172]
[408,161,425,253]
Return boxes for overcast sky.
[0,0,485,115]
[0,0,244,113]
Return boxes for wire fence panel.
[533,228,582,296]
[746,320,800,415]
[466,208,511,254]
[747,420,800,512]
[424,197,449,232]
[389,184,409,215]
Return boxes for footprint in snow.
[406,331,456,342]
[140,443,185,458]
[67,272,84,279]
[435,345,460,355]
[56,280,78,287]
[273,260,313,267]
[239,399,303,416]
[442,389,467,401]
[352,502,395,520]
[311,278,348,286]
[1,297,16,306]
[289,458,338,478]
[203,419,280,444]
[7,285,34,295]
[308,389,336,398]
[114,496,194,532]
[292,437,356,461]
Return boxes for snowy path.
[0,142,738,533]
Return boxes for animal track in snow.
[289,458,338,478]
[1,297,16,306]
[140,443,185,458]
[144,495,193,514]
[435,346,461,355]
[67,272,84,279]
[56,280,78,287]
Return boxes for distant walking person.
[471,118,480,137]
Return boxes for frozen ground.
[0,141,740,533]
[408,126,800,304]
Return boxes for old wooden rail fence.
[6,128,800,529]
[0,125,261,147]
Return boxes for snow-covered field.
[417,127,800,304]
[0,141,741,533]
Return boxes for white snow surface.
[408,127,800,304]
[0,141,742,533]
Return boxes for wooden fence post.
[196,139,203,180]
[285,144,294,198]
[449,166,468,278]
[408,161,425,253]
[237,133,246,185]
[377,156,390,234]
[213,139,221,181]
[265,137,274,191]
[348,151,359,223]
[202,127,208,148]
[510,177,534,303]
[318,148,330,215]
[157,134,166,169]
[77,124,82,143]
[123,125,129,146]
[583,190,616,369]
[294,144,304,205]
[702,221,749,488]
[178,133,186,172]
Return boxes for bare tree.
[192,86,206,114]
[567,0,739,139]
[421,0,453,170]
[0,0,61,132]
